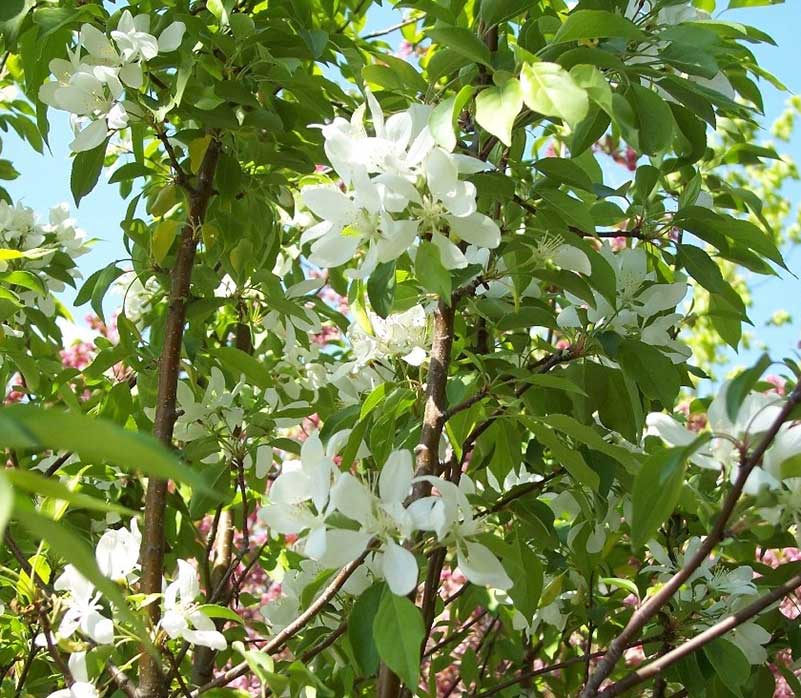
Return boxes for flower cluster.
[0,201,88,321]
[259,435,511,597]
[39,11,185,151]
[348,304,430,367]
[647,379,801,493]
[43,520,140,648]
[300,91,501,275]
[42,520,224,698]
[558,244,691,363]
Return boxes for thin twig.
[581,381,801,697]
[362,16,418,39]
[598,572,801,697]
[190,550,370,695]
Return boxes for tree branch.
[138,137,221,698]
[598,571,801,697]
[581,381,801,697]
[190,550,369,696]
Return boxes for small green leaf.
[212,346,272,389]
[525,420,600,490]
[725,353,772,423]
[520,62,589,127]
[0,406,219,497]
[415,240,452,299]
[631,445,698,548]
[430,86,474,152]
[5,470,136,517]
[152,220,180,265]
[504,534,542,618]
[0,471,12,539]
[367,261,396,318]
[373,591,425,689]
[475,78,523,147]
[427,27,492,67]
[197,604,245,625]
[628,85,675,155]
[71,138,109,206]
[553,10,646,43]
[704,639,750,696]
[349,582,385,673]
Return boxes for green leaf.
[70,138,109,207]
[618,340,680,408]
[475,78,523,147]
[0,406,219,497]
[12,503,148,642]
[628,85,674,155]
[367,261,396,318]
[553,10,645,43]
[726,353,771,423]
[0,471,11,539]
[480,0,533,26]
[540,414,640,471]
[631,446,694,548]
[504,534,542,618]
[538,187,595,232]
[90,264,124,322]
[427,27,492,67]
[213,346,272,389]
[5,470,136,517]
[0,0,25,22]
[704,639,750,696]
[678,244,746,316]
[349,582,385,673]
[525,420,600,490]
[373,591,424,689]
[415,240,452,299]
[520,62,589,127]
[152,220,180,265]
[533,157,594,192]
[197,604,245,625]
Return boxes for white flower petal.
[70,120,109,153]
[158,21,186,52]
[457,541,513,590]
[382,541,418,595]
[445,212,501,249]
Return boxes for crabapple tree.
[1,1,801,698]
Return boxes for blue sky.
[5,2,800,371]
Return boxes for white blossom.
[161,560,226,650]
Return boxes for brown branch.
[13,634,39,698]
[472,635,664,698]
[598,572,801,697]
[44,452,73,477]
[581,381,801,697]
[191,318,251,687]
[138,136,221,698]
[108,663,138,698]
[362,16,419,39]
[190,550,369,696]
[424,609,489,659]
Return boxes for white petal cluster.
[0,201,88,318]
[43,520,140,647]
[647,380,801,493]
[38,11,185,152]
[161,560,227,650]
[299,91,501,275]
[558,244,690,362]
[348,305,429,367]
[259,436,511,596]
